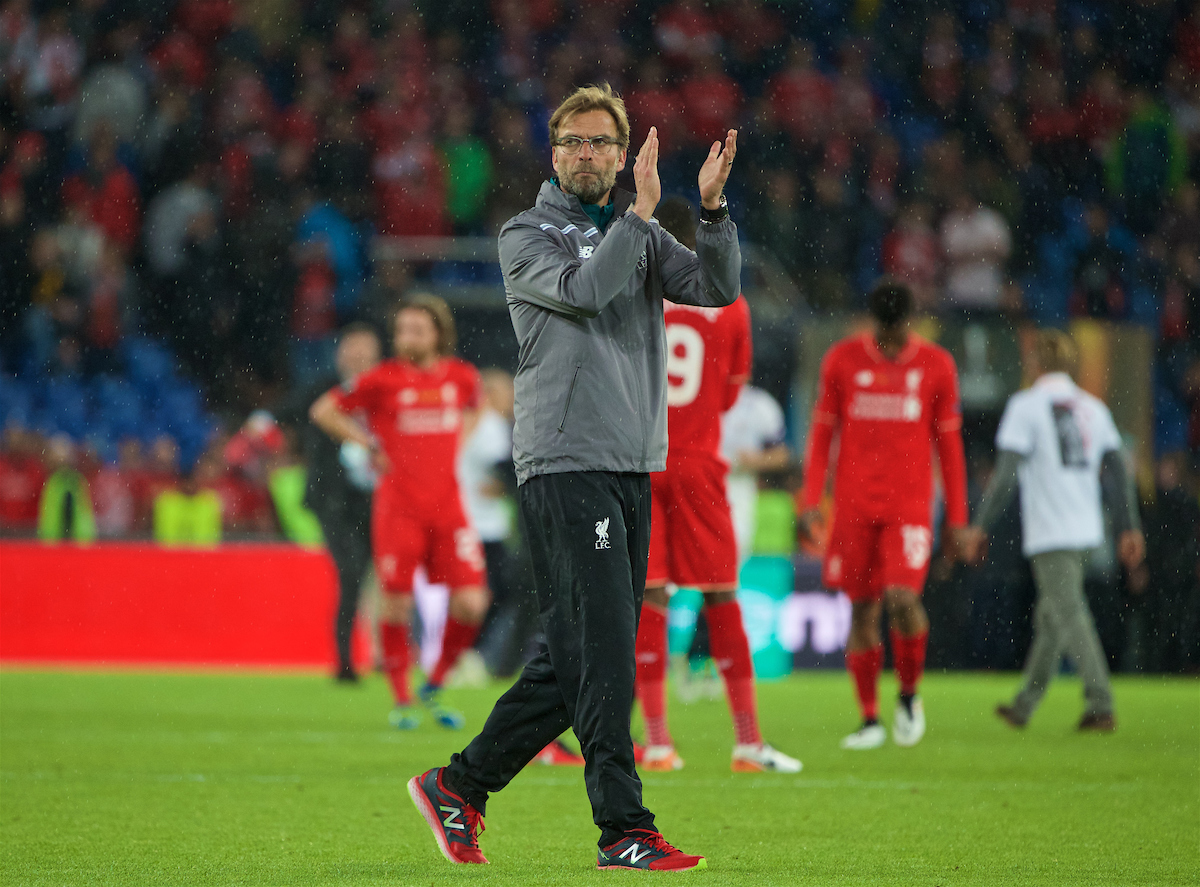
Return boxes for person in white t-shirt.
[940,189,1011,312]
[961,330,1144,731]
[720,384,791,565]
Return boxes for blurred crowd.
[0,1,1198,667]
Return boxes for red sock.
[846,645,884,722]
[636,603,672,747]
[381,623,412,705]
[428,616,480,688]
[890,629,928,697]
[706,600,762,747]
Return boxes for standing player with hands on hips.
[800,280,969,750]
[310,296,490,731]
[634,196,801,775]
[408,84,741,872]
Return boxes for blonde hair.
[548,83,630,149]
[1035,329,1079,376]
[396,292,457,356]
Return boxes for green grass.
[1,669,1196,886]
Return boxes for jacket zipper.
[558,362,582,432]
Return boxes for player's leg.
[884,585,930,747]
[878,521,934,746]
[828,515,887,749]
[700,587,801,772]
[635,487,680,769]
[672,458,798,771]
[372,499,425,728]
[421,521,490,729]
[841,597,887,749]
[378,592,421,728]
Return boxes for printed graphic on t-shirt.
[1051,402,1088,468]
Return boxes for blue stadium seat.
[90,375,145,439]
[39,377,90,438]
[122,337,176,392]
[0,376,34,429]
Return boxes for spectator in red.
[882,201,943,313]
[60,125,140,253]
[90,437,141,538]
[715,0,786,92]
[678,50,743,147]
[83,240,134,373]
[176,0,234,46]
[624,58,684,155]
[1024,68,1083,179]
[921,12,964,117]
[135,436,182,532]
[0,426,47,533]
[329,9,379,99]
[653,0,721,70]
[768,39,834,147]
[1075,66,1127,150]
[834,42,880,141]
[289,239,339,388]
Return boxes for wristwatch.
[699,194,729,224]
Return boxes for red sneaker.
[534,738,586,766]
[407,767,489,864]
[596,829,706,871]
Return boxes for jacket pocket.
[557,362,582,432]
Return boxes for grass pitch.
[1,669,1196,886]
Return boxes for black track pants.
[445,471,654,847]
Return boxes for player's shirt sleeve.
[723,297,753,412]
[801,348,841,510]
[330,366,382,413]
[1095,401,1123,455]
[995,393,1034,456]
[932,351,968,527]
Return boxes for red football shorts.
[822,511,933,601]
[647,455,739,588]
[371,488,485,594]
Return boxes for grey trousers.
[1012,549,1114,719]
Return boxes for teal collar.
[552,177,616,232]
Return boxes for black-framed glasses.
[554,136,621,155]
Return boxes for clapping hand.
[698,129,737,210]
[632,127,661,221]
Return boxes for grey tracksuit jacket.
[500,181,742,484]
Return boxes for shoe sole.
[840,735,886,750]
[642,758,685,772]
[407,776,486,865]
[597,858,707,872]
[892,731,924,748]
[731,759,803,773]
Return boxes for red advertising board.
[0,542,345,667]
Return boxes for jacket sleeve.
[659,216,741,308]
[499,212,652,319]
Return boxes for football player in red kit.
[634,198,801,774]
[799,279,968,750]
[311,294,489,730]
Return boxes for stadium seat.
[39,377,90,438]
[0,376,34,429]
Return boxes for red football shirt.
[331,356,480,506]
[802,333,968,526]
[664,296,751,461]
